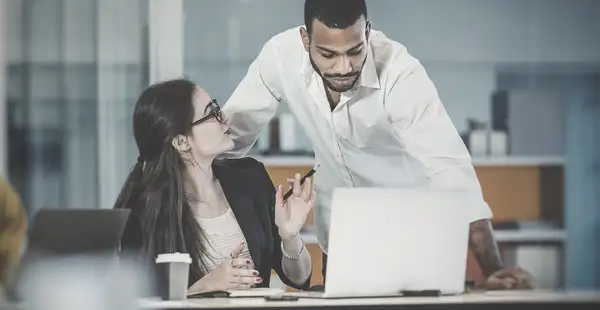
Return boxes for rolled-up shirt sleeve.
[222,40,283,158]
[385,59,493,223]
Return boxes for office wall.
[182,0,600,63]
[96,0,148,209]
[5,0,23,64]
[148,0,184,84]
[382,0,599,132]
[183,0,600,132]
[4,1,598,205]
[7,0,600,134]
[564,78,600,288]
[5,0,146,213]
[6,0,143,64]
[0,0,6,176]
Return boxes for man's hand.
[469,219,535,290]
[484,267,534,290]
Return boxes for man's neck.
[325,87,341,111]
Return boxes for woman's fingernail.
[246,260,251,264]
[257,277,263,283]
[252,271,258,276]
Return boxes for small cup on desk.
[156,252,192,301]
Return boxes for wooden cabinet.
[265,164,564,228]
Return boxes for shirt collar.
[360,47,381,89]
[301,43,381,90]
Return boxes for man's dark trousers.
[321,252,328,283]
[308,252,328,291]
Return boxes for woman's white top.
[196,208,254,272]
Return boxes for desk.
[140,290,599,310]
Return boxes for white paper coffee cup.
[155,253,191,300]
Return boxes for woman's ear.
[171,135,190,153]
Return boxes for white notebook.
[227,288,284,297]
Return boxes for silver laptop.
[294,187,477,298]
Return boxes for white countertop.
[299,228,566,244]
[139,290,600,309]
[254,155,565,167]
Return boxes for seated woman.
[114,78,314,293]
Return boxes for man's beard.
[309,51,366,93]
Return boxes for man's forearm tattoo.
[469,219,504,277]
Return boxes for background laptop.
[6,208,131,301]
[26,208,130,255]
[294,187,477,298]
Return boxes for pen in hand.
[283,165,319,201]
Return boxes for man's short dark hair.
[304,0,368,35]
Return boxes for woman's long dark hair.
[113,78,210,279]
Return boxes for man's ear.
[300,27,310,52]
[171,135,190,153]
[365,21,372,41]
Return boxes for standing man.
[223,0,532,290]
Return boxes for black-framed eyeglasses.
[191,98,223,126]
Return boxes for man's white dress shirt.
[222,26,493,254]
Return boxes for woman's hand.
[187,243,262,294]
[275,173,317,241]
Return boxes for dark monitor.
[27,208,130,255]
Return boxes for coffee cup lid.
[155,252,192,264]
